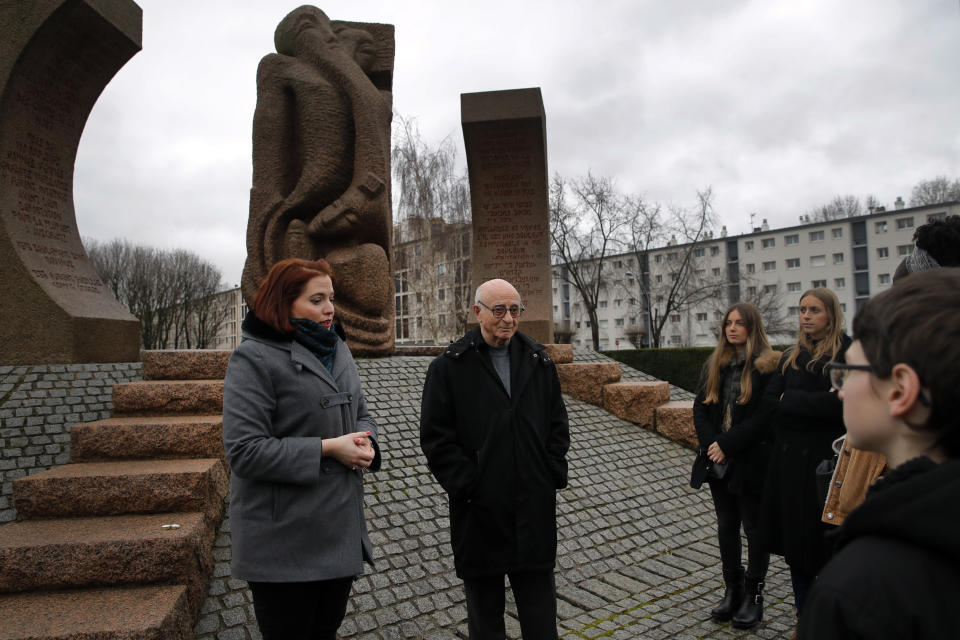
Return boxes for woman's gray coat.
[223,313,380,582]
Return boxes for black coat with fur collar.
[693,349,781,496]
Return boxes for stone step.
[71,416,224,462]
[141,349,231,381]
[13,459,228,522]
[602,381,671,430]
[556,362,622,405]
[112,380,224,417]
[655,400,697,450]
[0,513,211,596]
[0,584,193,640]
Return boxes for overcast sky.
[74,0,960,288]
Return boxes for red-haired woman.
[694,302,780,629]
[223,258,381,640]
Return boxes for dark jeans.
[463,570,558,640]
[789,566,815,615]
[248,577,353,640]
[709,480,769,583]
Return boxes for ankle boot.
[732,579,764,629]
[710,570,745,622]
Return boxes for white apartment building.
[209,287,248,350]
[552,201,960,349]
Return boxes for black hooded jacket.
[419,328,570,578]
[799,457,960,639]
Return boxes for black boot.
[710,569,744,622]
[732,579,764,629]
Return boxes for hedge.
[605,345,793,394]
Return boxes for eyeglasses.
[825,363,874,390]
[477,300,525,318]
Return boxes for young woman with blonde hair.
[761,287,851,626]
[693,302,780,629]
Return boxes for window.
[438,288,445,301]
[841,303,847,312]
[655,254,662,263]
[670,335,682,345]
[414,244,422,256]
[763,261,776,272]
[877,247,889,259]
[714,310,723,320]
[670,314,681,323]
[764,284,778,294]
[745,240,754,250]
[599,319,608,328]
[878,273,891,285]
[629,316,637,326]
[810,255,826,267]
[746,263,756,274]
[833,252,845,264]
[667,252,678,261]
[712,267,721,277]
[747,286,757,296]
[695,269,706,278]
[438,314,446,327]
[788,282,802,292]
[835,277,846,289]
[875,221,888,233]
[438,263,446,275]
[575,321,581,329]
[614,260,623,268]
[710,246,720,256]
[785,234,799,245]
[788,306,800,315]
[809,230,825,242]
[694,248,705,257]
[832,227,843,239]
[896,217,914,229]
[897,244,913,257]
[599,300,608,309]
[615,318,624,327]
[928,212,946,223]
[655,274,663,283]
[786,258,800,269]
[812,279,826,288]
[614,299,622,307]
[762,238,775,248]
[696,313,708,322]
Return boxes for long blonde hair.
[782,287,846,373]
[702,302,771,405]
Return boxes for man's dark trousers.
[464,570,558,639]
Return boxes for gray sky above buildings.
[73,0,960,288]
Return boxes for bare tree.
[718,274,793,339]
[549,172,630,350]
[641,189,726,348]
[808,194,867,222]
[391,115,472,343]
[85,239,227,349]
[909,175,960,206]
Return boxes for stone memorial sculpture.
[0,0,141,365]
[241,6,395,355]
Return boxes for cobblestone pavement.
[198,351,798,640]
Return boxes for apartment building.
[208,287,249,350]
[552,201,960,349]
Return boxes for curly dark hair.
[913,215,960,266]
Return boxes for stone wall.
[0,362,142,523]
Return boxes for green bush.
[605,348,713,394]
[606,344,795,393]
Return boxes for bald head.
[475,279,521,306]
[474,279,523,346]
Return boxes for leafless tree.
[639,188,726,348]
[808,194,868,221]
[85,238,227,349]
[717,274,793,340]
[549,172,630,350]
[909,175,960,207]
[391,115,472,342]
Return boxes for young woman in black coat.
[761,287,850,623]
[693,302,780,629]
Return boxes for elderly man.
[420,278,570,639]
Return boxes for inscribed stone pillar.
[241,7,395,356]
[461,87,553,343]
[0,0,142,365]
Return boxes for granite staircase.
[554,351,697,449]
[0,351,230,640]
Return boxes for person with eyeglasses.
[758,287,851,634]
[420,278,570,639]
[798,269,960,640]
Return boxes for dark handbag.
[690,448,728,489]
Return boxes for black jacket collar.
[241,310,347,343]
[444,327,547,360]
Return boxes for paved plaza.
[199,350,798,639]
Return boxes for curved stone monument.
[241,6,395,356]
[0,0,142,365]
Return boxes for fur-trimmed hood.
[715,347,781,373]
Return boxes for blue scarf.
[290,317,339,373]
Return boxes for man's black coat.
[420,328,570,578]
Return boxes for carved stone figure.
[242,6,394,355]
